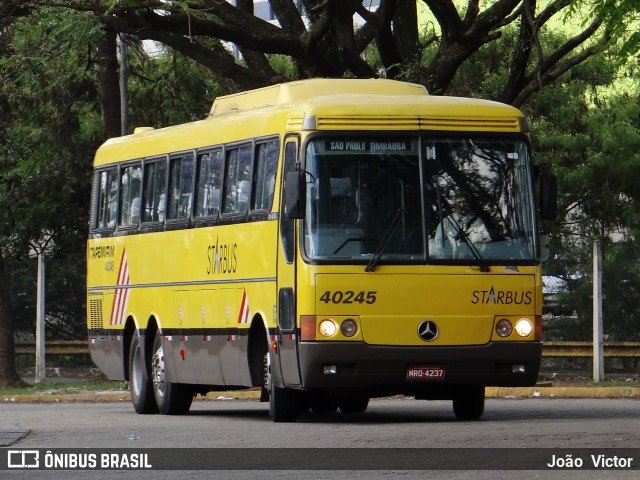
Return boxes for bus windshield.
[302,136,537,264]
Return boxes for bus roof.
[208,78,428,116]
[93,78,526,167]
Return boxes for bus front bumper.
[297,341,542,395]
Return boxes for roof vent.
[133,127,155,134]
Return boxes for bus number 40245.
[319,290,377,304]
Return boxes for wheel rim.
[266,352,272,394]
[131,343,144,397]
[151,340,167,399]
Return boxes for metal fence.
[542,239,640,373]
[542,241,640,340]
[9,256,86,343]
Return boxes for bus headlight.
[340,319,358,337]
[318,319,337,337]
[495,319,513,337]
[515,318,533,337]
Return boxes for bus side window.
[95,167,118,229]
[195,149,223,218]
[252,140,279,211]
[168,153,195,220]
[142,159,167,223]
[119,163,142,227]
[223,144,252,215]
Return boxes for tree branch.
[512,26,610,107]
[138,29,284,91]
[499,0,538,103]
[538,16,604,75]
[234,0,281,83]
[269,0,307,37]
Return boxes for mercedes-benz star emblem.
[418,320,439,342]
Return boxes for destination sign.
[320,139,417,155]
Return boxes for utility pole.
[33,235,52,384]
[35,249,45,383]
[118,33,128,136]
[592,239,604,381]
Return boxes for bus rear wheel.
[128,332,158,414]
[452,386,485,420]
[151,331,193,415]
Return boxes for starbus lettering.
[471,286,532,305]
[207,238,238,274]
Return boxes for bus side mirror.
[285,170,305,219]
[538,170,558,220]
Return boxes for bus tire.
[128,332,158,414]
[453,386,485,420]
[151,331,193,415]
[267,352,298,422]
[338,397,369,413]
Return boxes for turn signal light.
[340,319,358,337]
[495,319,513,337]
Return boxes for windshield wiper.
[365,208,405,272]
[447,217,490,272]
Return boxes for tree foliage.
[524,36,640,344]
[0,6,221,385]
[2,0,632,106]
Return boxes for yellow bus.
[87,78,556,422]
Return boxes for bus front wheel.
[128,332,158,414]
[452,386,485,420]
[151,331,193,415]
[266,351,298,422]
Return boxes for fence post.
[35,250,46,383]
[592,239,604,381]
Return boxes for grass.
[587,379,640,387]
[0,379,127,396]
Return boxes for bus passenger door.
[276,137,302,386]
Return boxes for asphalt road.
[1,396,639,479]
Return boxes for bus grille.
[316,116,421,130]
[419,116,520,131]
[89,298,103,329]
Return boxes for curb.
[485,386,640,399]
[1,389,261,404]
[3,387,639,404]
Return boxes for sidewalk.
[3,368,639,404]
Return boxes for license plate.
[406,365,446,380]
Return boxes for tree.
[0,8,105,387]
[0,6,222,387]
[7,0,632,106]
[0,3,30,389]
